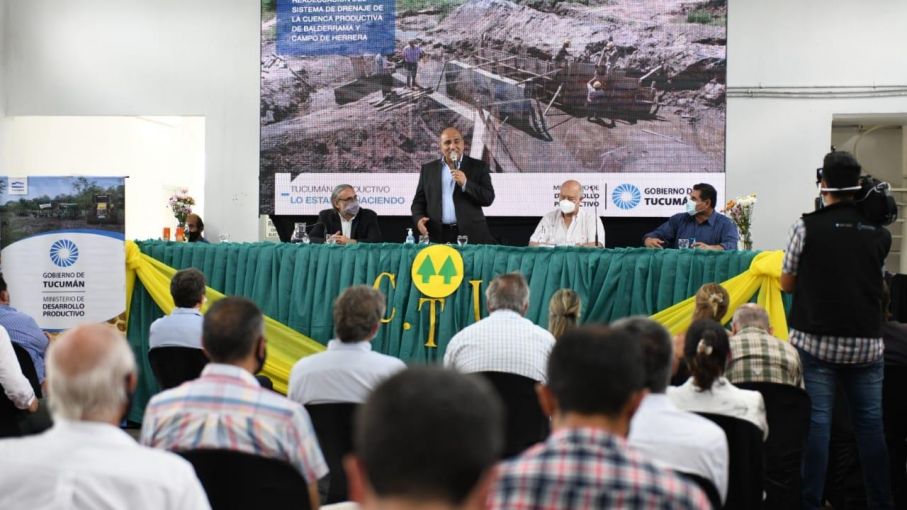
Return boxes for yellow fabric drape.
[650,250,788,339]
[125,241,325,393]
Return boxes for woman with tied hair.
[671,283,730,385]
[667,319,768,439]
[547,289,581,340]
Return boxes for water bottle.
[404,228,415,245]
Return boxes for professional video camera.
[814,167,898,226]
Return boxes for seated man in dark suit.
[411,127,496,244]
[311,184,382,245]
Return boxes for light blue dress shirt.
[441,160,457,225]
[148,308,204,350]
[0,305,48,383]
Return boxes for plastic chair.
[695,412,764,510]
[476,371,550,458]
[305,403,359,504]
[148,346,208,389]
[736,382,810,510]
[178,449,311,510]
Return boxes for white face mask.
[559,199,577,215]
[685,198,698,216]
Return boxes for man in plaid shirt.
[489,326,708,509]
[781,151,892,509]
[726,304,802,388]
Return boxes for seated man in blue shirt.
[149,268,206,350]
[0,274,49,385]
[643,183,738,251]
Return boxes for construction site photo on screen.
[261,0,726,217]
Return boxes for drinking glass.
[218,232,231,243]
[162,227,171,241]
[457,235,468,246]
[678,238,690,249]
[419,235,430,246]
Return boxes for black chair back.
[0,343,43,438]
[736,382,810,510]
[884,364,907,508]
[476,371,550,458]
[676,470,722,510]
[696,412,764,510]
[148,346,208,390]
[305,403,359,504]
[178,449,311,510]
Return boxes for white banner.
[275,172,725,217]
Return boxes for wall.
[3,116,205,240]
[0,0,7,175]
[4,0,259,241]
[726,0,907,249]
[3,0,907,247]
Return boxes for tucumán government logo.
[611,183,641,210]
[49,239,80,268]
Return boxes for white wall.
[3,116,205,241]
[4,0,259,241]
[3,0,907,247]
[726,0,907,249]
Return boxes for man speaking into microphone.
[411,127,496,244]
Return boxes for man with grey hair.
[617,316,730,504]
[289,285,405,405]
[310,184,382,245]
[444,273,555,382]
[0,324,210,509]
[529,179,605,248]
[726,303,802,387]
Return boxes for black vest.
[789,202,891,337]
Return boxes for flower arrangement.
[723,193,757,250]
[168,189,195,226]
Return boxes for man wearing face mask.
[529,180,605,247]
[141,297,328,510]
[781,151,893,509]
[411,127,496,244]
[643,183,738,250]
[311,184,382,244]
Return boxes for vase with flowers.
[168,189,195,241]
[723,193,757,250]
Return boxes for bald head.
[47,324,136,422]
[560,180,582,197]
[439,128,465,164]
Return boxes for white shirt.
[0,324,36,410]
[288,340,406,405]
[629,393,730,502]
[529,207,606,247]
[667,377,769,440]
[0,419,210,510]
[148,307,203,350]
[443,309,555,383]
[340,215,355,239]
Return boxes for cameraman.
[781,151,893,509]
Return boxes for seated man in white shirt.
[149,268,206,350]
[529,180,605,248]
[444,273,555,383]
[616,317,730,505]
[0,324,210,509]
[289,285,406,405]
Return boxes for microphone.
[449,151,461,170]
[594,201,600,247]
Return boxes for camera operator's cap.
[820,151,861,191]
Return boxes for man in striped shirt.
[141,297,327,509]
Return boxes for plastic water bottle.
[405,228,415,245]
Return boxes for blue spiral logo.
[612,184,641,210]
[49,239,79,268]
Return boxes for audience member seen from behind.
[444,273,555,383]
[726,303,802,388]
[186,213,209,243]
[618,316,730,504]
[672,283,729,384]
[149,268,207,350]
[289,285,405,405]
[345,367,504,510]
[547,289,581,340]
[489,326,709,509]
[141,297,327,510]
[0,324,210,509]
[0,273,49,386]
[781,151,894,509]
[667,319,768,439]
